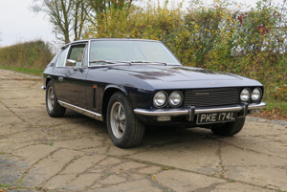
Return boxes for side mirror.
[66,59,76,67]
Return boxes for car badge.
[209,82,218,85]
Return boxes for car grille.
[184,88,240,107]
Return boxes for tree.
[86,0,133,21]
[33,0,89,44]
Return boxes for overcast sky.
[0,0,284,48]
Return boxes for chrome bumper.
[134,102,267,121]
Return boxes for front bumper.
[134,102,267,121]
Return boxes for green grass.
[42,142,53,146]
[261,99,287,117]
[0,184,11,188]
[0,66,43,76]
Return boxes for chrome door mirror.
[66,59,76,67]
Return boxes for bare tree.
[33,0,89,44]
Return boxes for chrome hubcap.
[47,86,55,111]
[110,102,126,139]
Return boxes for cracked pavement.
[0,69,287,192]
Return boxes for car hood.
[88,64,262,90]
[110,65,243,82]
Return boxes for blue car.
[41,38,267,148]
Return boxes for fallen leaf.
[152,176,155,180]
[140,173,145,175]
[119,168,124,170]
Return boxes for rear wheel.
[211,117,245,136]
[46,80,66,117]
[107,92,145,148]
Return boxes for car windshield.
[89,40,181,66]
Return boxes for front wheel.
[211,117,245,136]
[107,92,145,148]
[46,80,66,117]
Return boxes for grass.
[0,66,43,76]
[0,184,11,188]
[42,142,53,146]
[261,99,287,117]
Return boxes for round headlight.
[251,88,261,101]
[168,91,183,107]
[153,91,167,107]
[240,88,250,102]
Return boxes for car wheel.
[46,80,66,117]
[107,92,145,148]
[211,117,245,136]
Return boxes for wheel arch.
[102,85,128,122]
[45,76,52,87]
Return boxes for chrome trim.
[194,105,243,114]
[58,100,103,121]
[134,108,189,116]
[41,86,46,90]
[134,102,267,117]
[248,102,267,110]
[87,40,91,67]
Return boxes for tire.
[211,117,245,136]
[107,92,145,148]
[46,80,66,117]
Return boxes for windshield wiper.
[130,61,167,65]
[89,60,116,64]
[89,60,132,65]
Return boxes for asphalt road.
[0,69,287,192]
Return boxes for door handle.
[58,77,63,81]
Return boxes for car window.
[67,44,86,67]
[89,40,181,65]
[57,47,69,67]
[82,46,88,67]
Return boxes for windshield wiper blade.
[130,61,152,63]
[130,61,167,65]
[89,60,116,64]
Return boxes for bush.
[0,40,53,71]
[83,0,287,101]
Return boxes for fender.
[104,84,128,96]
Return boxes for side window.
[82,46,88,67]
[67,44,86,67]
[57,47,69,67]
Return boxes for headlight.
[168,91,183,107]
[240,88,250,102]
[153,91,167,107]
[251,88,261,101]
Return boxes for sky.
[0,0,284,49]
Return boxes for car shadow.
[63,109,222,148]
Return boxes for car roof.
[62,38,160,48]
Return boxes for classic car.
[41,38,267,148]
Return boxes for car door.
[52,46,70,101]
[59,42,89,109]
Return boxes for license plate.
[196,112,237,125]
